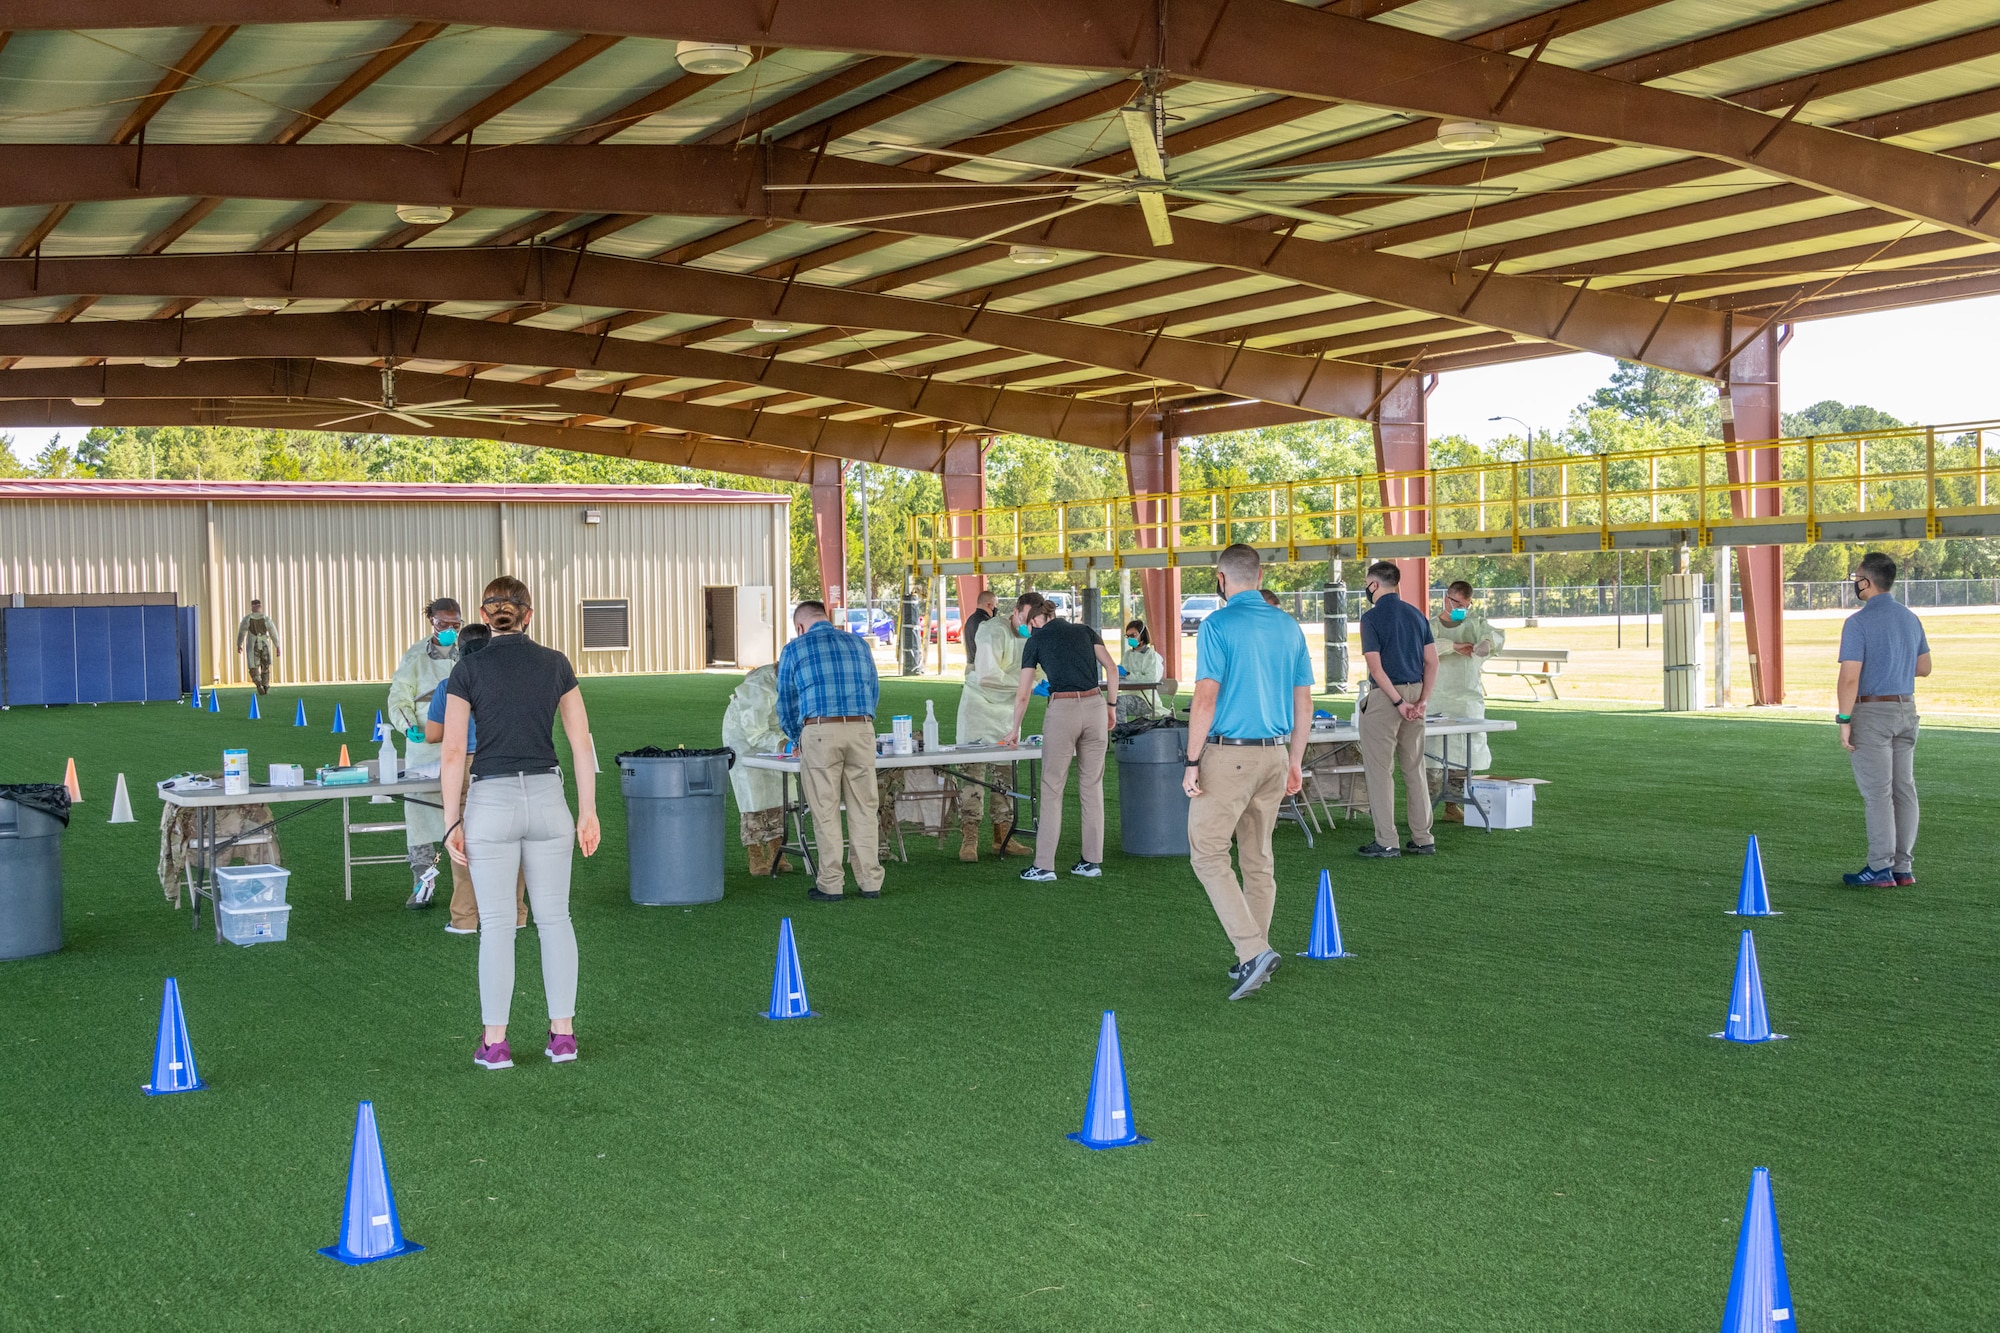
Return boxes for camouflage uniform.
[235,611,278,694]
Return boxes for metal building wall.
[0,495,786,686]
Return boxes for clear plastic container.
[213,863,290,909]
[218,901,290,946]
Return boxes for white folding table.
[739,743,1045,878]
[1300,716,1520,832]
[157,776,444,941]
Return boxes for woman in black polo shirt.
[442,575,601,1071]
[1002,602,1117,882]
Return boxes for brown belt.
[1855,694,1913,703]
[1049,689,1105,700]
[804,714,873,726]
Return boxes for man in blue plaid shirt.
[777,600,884,900]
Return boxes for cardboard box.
[1464,777,1540,829]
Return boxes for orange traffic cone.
[63,757,83,803]
[339,744,351,767]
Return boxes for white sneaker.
[444,924,475,935]
[1018,865,1057,883]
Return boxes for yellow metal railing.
[910,419,2000,573]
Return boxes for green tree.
[0,433,24,478]
[1591,360,1718,430]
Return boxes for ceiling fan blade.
[864,140,1131,183]
[964,194,1107,247]
[1178,145,1545,184]
[313,411,377,429]
[1166,188,1373,231]
[382,410,437,429]
[811,191,1082,231]
[1182,181,1519,198]
[764,181,1082,192]
[1120,106,1168,184]
[1137,191,1174,247]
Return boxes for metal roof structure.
[0,478,789,502]
[0,1,1994,484]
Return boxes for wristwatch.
[1835,712,1852,723]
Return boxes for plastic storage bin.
[213,862,290,908]
[218,901,291,945]
[1465,779,1536,829]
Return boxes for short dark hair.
[1124,619,1150,647]
[457,623,494,655]
[1014,592,1046,614]
[1448,580,1473,598]
[795,599,827,616]
[1858,552,1897,591]
[249,598,262,607]
[1366,560,1400,585]
[1260,589,1280,606]
[425,597,462,620]
[1217,543,1261,586]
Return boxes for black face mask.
[1853,579,1870,599]
[1363,582,1378,606]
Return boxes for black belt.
[1855,694,1913,703]
[1207,735,1288,746]
[472,767,560,782]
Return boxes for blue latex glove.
[1314,708,1333,719]
[1118,665,1128,677]
[1032,680,1050,697]
[405,725,426,743]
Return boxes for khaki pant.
[445,760,527,931]
[1849,700,1919,873]
[1036,696,1108,870]
[799,720,883,896]
[1359,682,1433,849]
[1188,746,1288,963]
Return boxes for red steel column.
[1371,370,1432,606]
[1126,426,1184,682]
[939,435,988,617]
[1723,325,1786,705]
[808,455,847,615]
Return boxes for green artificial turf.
[0,678,1994,1330]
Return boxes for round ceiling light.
[675,41,754,76]
[394,203,454,226]
[1008,244,1059,266]
[71,396,104,407]
[1436,120,1502,151]
[751,319,792,335]
[241,295,287,312]
[574,368,611,382]
[142,356,181,368]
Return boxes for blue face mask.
[1446,608,1466,624]
[435,628,459,646]
[1125,636,1139,648]
[1016,623,1032,638]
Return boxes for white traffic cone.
[108,773,135,824]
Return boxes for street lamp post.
[1491,416,1540,627]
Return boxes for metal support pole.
[900,576,923,677]
[857,461,873,620]
[1323,559,1350,693]
[1714,544,1732,707]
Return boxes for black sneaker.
[1357,842,1401,859]
[858,888,882,899]
[1227,949,1281,1000]
[1018,865,1057,883]
[1842,865,1897,888]
[1069,861,1103,878]
[807,887,847,902]
[1403,840,1437,856]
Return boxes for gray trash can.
[1114,724,1191,856]
[617,748,734,905]
[0,784,68,960]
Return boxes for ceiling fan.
[226,362,569,431]
[765,81,1540,249]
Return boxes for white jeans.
[464,772,578,1028]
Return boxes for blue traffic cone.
[1719,1167,1796,1331]
[764,918,818,1019]
[1728,834,1779,916]
[293,698,307,727]
[1298,869,1354,959]
[190,688,202,710]
[1067,1011,1148,1150]
[1713,929,1787,1043]
[373,709,385,741]
[141,977,204,1096]
[317,1101,423,1265]
[247,693,261,720]
[331,703,347,734]
[207,689,220,713]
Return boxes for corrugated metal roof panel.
[0,479,790,503]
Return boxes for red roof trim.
[0,479,790,504]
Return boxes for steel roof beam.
[0,309,1141,447]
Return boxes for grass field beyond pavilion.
[1,676,1993,1331]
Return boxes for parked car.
[931,607,962,643]
[840,607,896,644]
[1180,594,1222,633]
[1041,591,1077,620]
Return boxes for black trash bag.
[0,782,72,827]
[614,745,736,769]
[1109,717,1189,743]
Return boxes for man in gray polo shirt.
[1837,551,1932,888]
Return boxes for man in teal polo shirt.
[1184,544,1316,1001]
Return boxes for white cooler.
[1464,778,1537,829]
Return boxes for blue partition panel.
[3,607,45,705]
[177,605,200,699]
[36,609,77,705]
[107,606,147,701]
[143,605,181,701]
[73,607,112,704]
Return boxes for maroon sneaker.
[1896,872,1917,887]
[546,1031,577,1064]
[473,1040,513,1070]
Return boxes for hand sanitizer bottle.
[377,732,399,785]
[922,699,941,752]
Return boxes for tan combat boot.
[746,839,776,876]
[992,824,1035,858]
[959,822,981,862]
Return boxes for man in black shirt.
[961,587,998,673]
[1002,605,1117,882]
[1355,560,1438,858]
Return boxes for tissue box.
[268,763,304,788]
